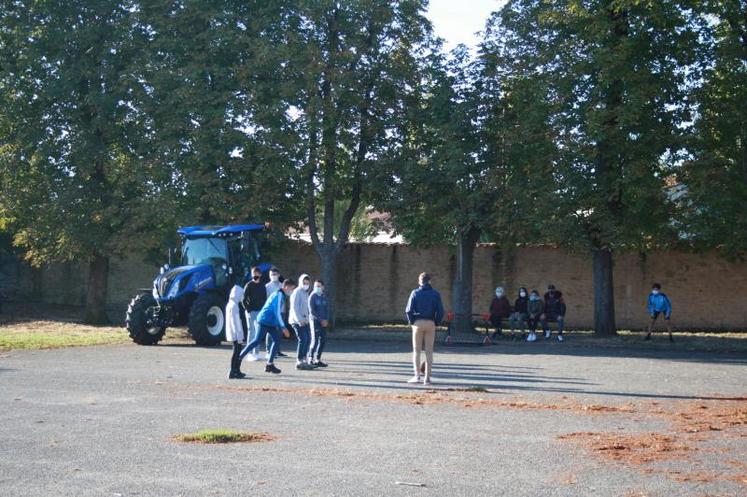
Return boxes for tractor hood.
[153,264,215,301]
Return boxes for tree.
[244,0,436,320]
[680,0,747,258]
[0,1,174,323]
[482,0,705,334]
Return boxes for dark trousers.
[310,319,326,361]
[292,323,311,362]
[230,341,242,374]
[490,315,505,335]
[528,315,541,332]
[241,324,281,364]
[542,314,565,335]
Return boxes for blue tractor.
[125,224,271,346]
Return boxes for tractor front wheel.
[188,293,226,346]
[126,293,166,345]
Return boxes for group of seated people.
[489,284,567,342]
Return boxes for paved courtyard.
[1,336,745,497]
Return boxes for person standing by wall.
[405,272,444,386]
[241,266,266,361]
[225,284,246,379]
[308,279,330,368]
[489,286,512,339]
[645,283,673,342]
[289,273,314,370]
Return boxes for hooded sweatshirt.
[513,289,529,314]
[225,285,245,342]
[257,288,286,328]
[647,292,672,317]
[289,273,311,326]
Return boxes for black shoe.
[314,361,328,368]
[235,371,246,379]
[265,364,281,374]
[277,351,288,357]
[644,333,652,341]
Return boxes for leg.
[309,320,319,361]
[645,315,656,339]
[557,316,564,335]
[423,321,436,381]
[246,311,260,354]
[316,326,327,361]
[229,341,241,376]
[666,317,673,342]
[411,323,424,377]
[292,324,304,362]
[240,325,268,360]
[266,326,282,364]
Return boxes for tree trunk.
[84,254,110,325]
[318,248,338,326]
[451,226,480,334]
[592,247,616,336]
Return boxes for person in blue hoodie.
[308,279,330,368]
[645,283,673,342]
[405,272,444,386]
[239,279,295,373]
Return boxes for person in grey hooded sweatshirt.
[289,273,314,370]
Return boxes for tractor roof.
[177,224,265,238]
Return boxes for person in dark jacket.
[526,290,544,342]
[242,266,267,360]
[542,284,567,342]
[405,272,444,386]
[508,287,529,339]
[489,286,512,339]
[308,279,330,367]
[645,282,673,342]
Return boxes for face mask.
[495,291,504,298]
[270,274,279,282]
[520,291,527,298]
[302,283,310,291]
[652,289,659,295]
[314,286,324,294]
[530,295,539,301]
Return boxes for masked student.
[239,279,295,374]
[241,266,267,361]
[308,279,330,368]
[226,284,247,379]
[645,283,673,342]
[526,290,544,342]
[489,286,512,339]
[508,287,529,339]
[263,267,288,358]
[289,273,314,370]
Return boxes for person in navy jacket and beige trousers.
[405,272,444,386]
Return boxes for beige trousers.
[412,319,436,378]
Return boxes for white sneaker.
[544,329,551,339]
[557,335,564,342]
[423,377,432,386]
[407,375,421,384]
[527,332,535,342]
[245,354,260,362]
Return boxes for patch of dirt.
[557,432,693,465]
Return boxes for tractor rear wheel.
[188,293,226,346]
[126,293,166,345]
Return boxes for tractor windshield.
[181,237,228,266]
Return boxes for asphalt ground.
[1,334,745,497]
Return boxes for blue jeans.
[291,323,311,362]
[244,311,260,354]
[310,319,326,361]
[240,324,281,364]
[542,314,564,335]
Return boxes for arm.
[664,295,672,318]
[647,295,654,315]
[435,294,445,326]
[275,293,285,329]
[308,294,318,320]
[405,291,416,324]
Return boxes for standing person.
[508,287,529,340]
[225,284,246,379]
[239,279,295,374]
[264,267,287,357]
[308,279,330,368]
[542,284,567,342]
[241,266,266,361]
[645,283,673,342]
[489,286,512,339]
[405,272,444,386]
[289,273,314,370]
[526,289,544,342]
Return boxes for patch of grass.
[0,322,128,351]
[173,429,275,444]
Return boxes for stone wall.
[5,243,747,330]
